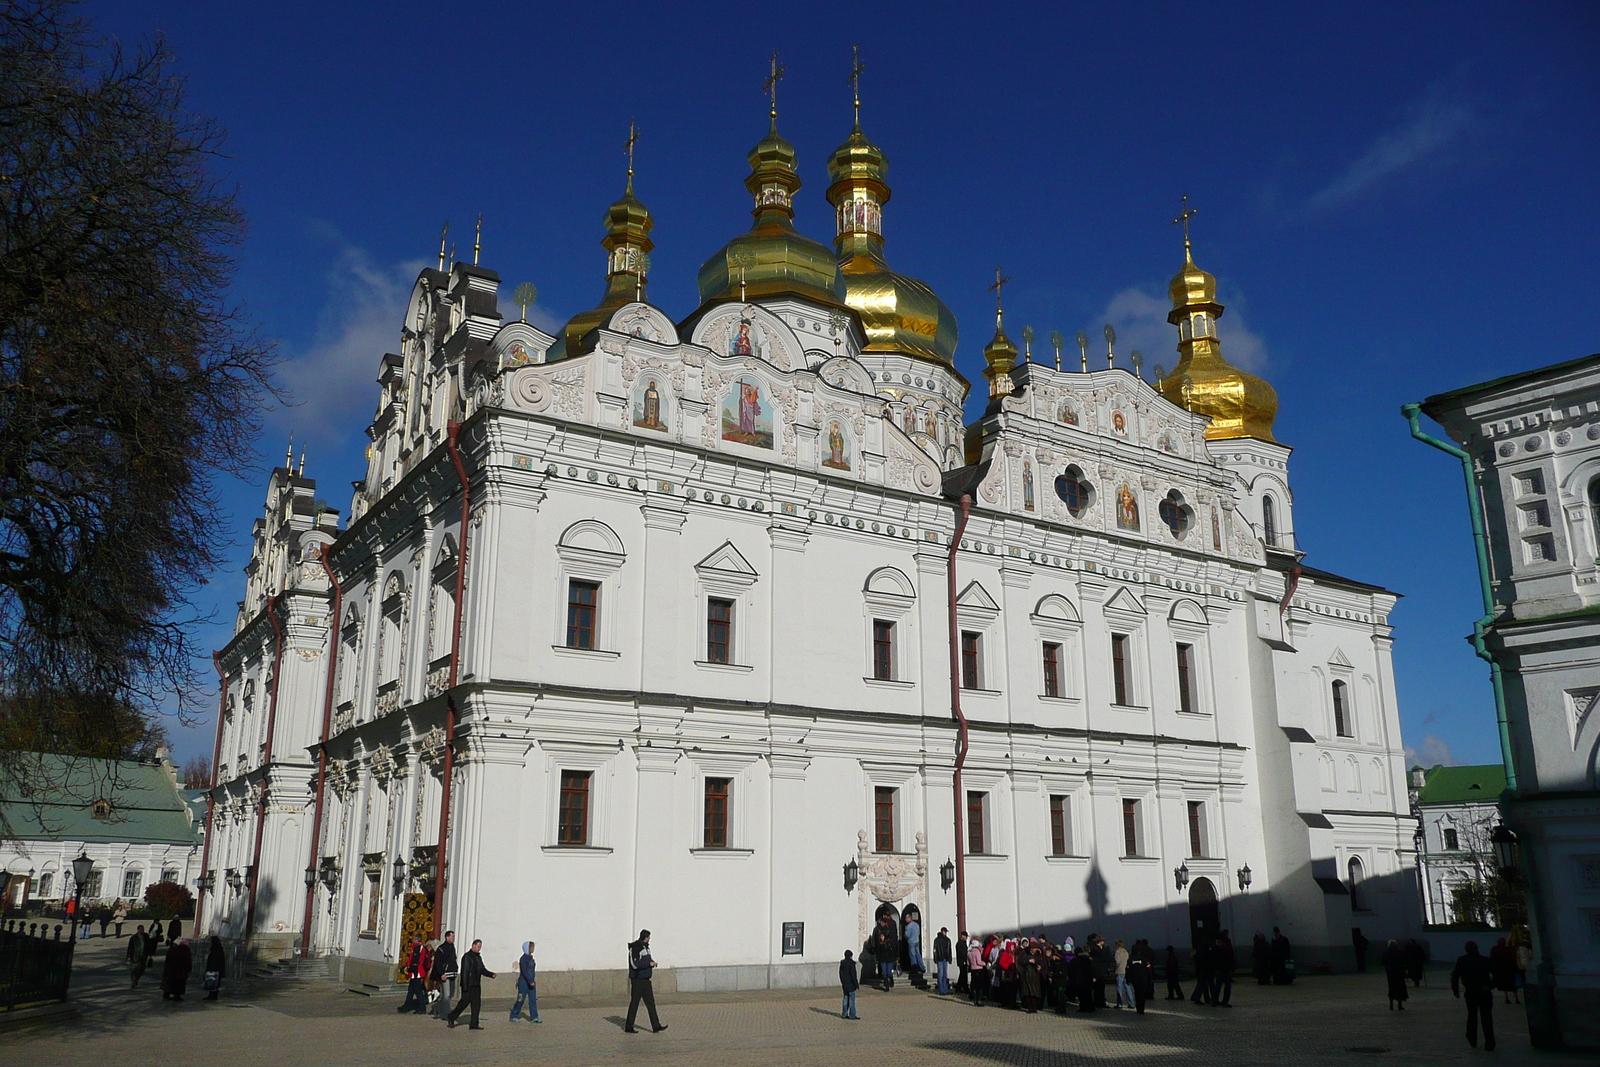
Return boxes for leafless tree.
[0,2,277,801]
[180,755,211,789]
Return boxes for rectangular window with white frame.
[874,786,897,852]
[703,777,730,848]
[1121,797,1143,857]
[706,598,733,664]
[1187,799,1208,857]
[1042,642,1062,698]
[1049,794,1072,856]
[1111,633,1131,706]
[1176,643,1195,713]
[872,620,895,681]
[557,770,591,846]
[566,580,598,650]
[122,869,143,898]
[967,790,988,854]
[961,631,982,690]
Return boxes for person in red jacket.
[396,939,431,1014]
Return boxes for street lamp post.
[940,859,956,893]
[1490,823,1520,880]
[1236,864,1253,893]
[1174,861,1191,893]
[69,852,93,945]
[843,858,859,894]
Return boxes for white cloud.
[1092,286,1270,377]
[271,246,563,446]
[1404,733,1457,768]
[1308,81,1474,211]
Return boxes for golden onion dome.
[555,180,655,359]
[694,118,846,311]
[825,124,958,366]
[981,313,1019,399]
[1158,242,1278,442]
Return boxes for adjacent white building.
[199,110,1419,989]
[1409,763,1510,926]
[1418,354,1600,1049]
[1,751,204,911]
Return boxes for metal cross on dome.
[1173,194,1198,252]
[988,267,1011,325]
[849,45,866,126]
[624,120,640,191]
[763,50,786,119]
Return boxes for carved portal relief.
[855,830,928,950]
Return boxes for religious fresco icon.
[1112,410,1127,436]
[1022,460,1036,512]
[1116,483,1140,531]
[504,341,533,367]
[1157,433,1176,454]
[1059,401,1078,425]
[633,377,667,432]
[822,419,851,471]
[728,318,764,359]
[1212,510,1222,551]
[721,378,774,449]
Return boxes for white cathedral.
[197,103,1420,991]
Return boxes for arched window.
[428,541,458,666]
[336,609,361,704]
[1332,680,1352,737]
[1054,466,1093,518]
[1589,478,1600,550]
[1262,496,1277,547]
[1347,856,1365,912]
[378,573,406,684]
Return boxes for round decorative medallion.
[1556,431,1571,447]
[902,373,912,384]
[1498,443,1515,457]
[1591,425,1600,441]
[1525,436,1542,452]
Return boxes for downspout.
[195,653,229,934]
[245,594,286,942]
[947,494,973,936]
[1401,404,1518,791]
[431,421,472,938]
[301,545,343,956]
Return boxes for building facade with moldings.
[198,110,1417,989]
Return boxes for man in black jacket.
[1451,941,1496,1050]
[839,949,860,1019]
[625,930,667,1033]
[447,938,496,1030]
[933,927,953,994]
[429,931,458,1020]
[955,931,971,994]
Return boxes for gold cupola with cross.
[1158,199,1279,441]
[556,122,655,359]
[694,53,846,313]
[981,268,1019,400]
[824,48,958,366]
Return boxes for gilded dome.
[1158,245,1278,442]
[694,119,847,312]
[825,126,958,366]
[555,181,655,360]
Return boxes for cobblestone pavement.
[7,941,1585,1066]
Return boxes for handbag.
[203,971,221,992]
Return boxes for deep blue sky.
[79,1,1599,770]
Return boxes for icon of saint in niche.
[1022,460,1035,512]
[1112,410,1127,436]
[721,378,773,448]
[1212,510,1222,551]
[823,420,850,470]
[1116,483,1140,530]
[732,320,754,357]
[1059,401,1078,425]
[633,378,665,431]
[504,341,532,367]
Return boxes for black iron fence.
[1,923,74,1011]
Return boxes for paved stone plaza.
[4,940,1582,1066]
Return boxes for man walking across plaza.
[447,938,495,1029]
[839,949,860,1019]
[1451,940,1496,1051]
[429,931,458,1020]
[934,927,953,995]
[510,941,541,1023]
[127,924,150,989]
[1212,930,1235,1006]
[625,929,667,1033]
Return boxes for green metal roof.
[0,754,202,846]
[1415,763,1507,805]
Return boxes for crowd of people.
[843,915,1302,1019]
[120,919,228,1002]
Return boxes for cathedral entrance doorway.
[1188,878,1219,951]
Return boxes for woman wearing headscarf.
[968,935,988,1006]
[161,937,193,1001]
[1382,939,1409,1010]
[1019,945,1044,1013]
[203,936,226,1000]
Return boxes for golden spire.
[849,45,865,130]
[624,119,639,194]
[1157,200,1280,441]
[473,214,482,265]
[982,268,1018,399]
[436,221,448,271]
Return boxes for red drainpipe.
[245,594,285,943]
[947,494,973,936]
[431,420,472,938]
[195,652,229,933]
[300,545,343,956]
